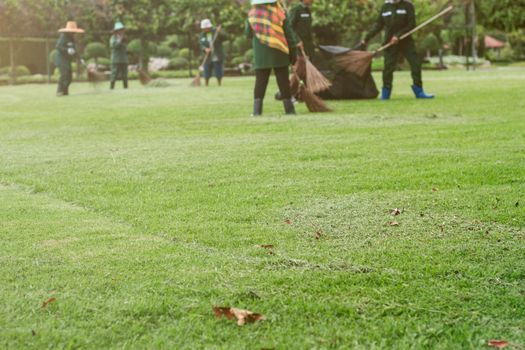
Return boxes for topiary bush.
[156,45,173,58]
[0,65,31,77]
[169,57,189,70]
[178,48,190,59]
[231,56,246,66]
[243,48,254,63]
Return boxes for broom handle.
[299,46,308,59]
[199,25,222,68]
[375,5,453,53]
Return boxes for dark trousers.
[383,39,422,89]
[254,66,291,100]
[111,63,128,89]
[57,63,72,94]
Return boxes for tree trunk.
[139,37,145,71]
[9,38,16,85]
[45,38,51,84]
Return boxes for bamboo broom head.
[138,68,152,85]
[190,73,201,87]
[294,56,307,80]
[335,50,375,77]
[304,57,331,93]
[299,84,332,113]
[87,69,105,84]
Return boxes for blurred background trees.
[1,0,524,79]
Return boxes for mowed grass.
[0,69,524,349]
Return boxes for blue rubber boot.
[411,85,434,99]
[381,87,391,100]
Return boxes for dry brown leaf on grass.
[488,340,509,348]
[390,208,403,216]
[259,244,275,254]
[213,306,265,326]
[41,297,56,308]
[389,221,400,227]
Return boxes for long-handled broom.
[81,61,105,84]
[291,57,332,113]
[138,68,152,85]
[299,46,331,93]
[336,5,454,77]
[191,25,222,87]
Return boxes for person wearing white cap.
[199,19,226,86]
[55,20,85,96]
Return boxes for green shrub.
[0,65,31,77]
[49,49,57,65]
[16,74,47,84]
[178,48,190,59]
[85,42,107,60]
[243,49,254,63]
[421,33,440,55]
[169,57,189,70]
[156,45,173,58]
[128,39,157,56]
[232,36,250,55]
[91,57,111,67]
[231,56,246,66]
[170,49,180,58]
[486,46,516,62]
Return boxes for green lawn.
[1,69,524,349]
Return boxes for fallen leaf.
[390,208,402,216]
[41,297,56,308]
[284,219,292,225]
[488,340,509,348]
[389,221,400,226]
[213,306,265,326]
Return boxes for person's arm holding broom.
[361,7,385,49]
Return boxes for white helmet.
[200,19,212,30]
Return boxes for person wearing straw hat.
[110,22,129,90]
[199,19,226,87]
[362,0,434,100]
[289,0,315,58]
[246,0,297,116]
[55,21,85,96]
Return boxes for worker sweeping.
[246,0,297,116]
[110,22,129,90]
[362,0,434,100]
[55,21,85,96]
[199,19,225,87]
[290,0,315,58]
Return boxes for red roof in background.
[485,36,505,49]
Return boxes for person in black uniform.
[289,0,315,58]
[362,0,434,100]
